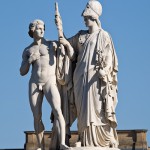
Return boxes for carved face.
[84,16,95,27]
[33,24,44,39]
[82,4,93,17]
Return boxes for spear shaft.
[55,2,64,38]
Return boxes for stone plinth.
[24,130,148,150]
[117,129,148,150]
[70,148,120,150]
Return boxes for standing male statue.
[56,0,119,148]
[20,19,69,150]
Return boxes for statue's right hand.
[28,52,40,64]
[59,37,70,47]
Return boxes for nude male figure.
[20,19,69,150]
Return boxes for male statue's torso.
[24,41,56,84]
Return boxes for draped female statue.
[56,0,119,148]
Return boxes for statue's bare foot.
[110,138,118,148]
[36,147,44,150]
[60,144,72,150]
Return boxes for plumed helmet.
[82,0,102,19]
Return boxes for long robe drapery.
[70,29,118,147]
[57,28,119,147]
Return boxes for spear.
[55,2,64,38]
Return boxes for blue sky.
[0,0,150,148]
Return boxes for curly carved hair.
[28,19,45,38]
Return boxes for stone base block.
[70,147,120,150]
[24,130,148,150]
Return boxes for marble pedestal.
[70,148,120,150]
[24,129,148,150]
